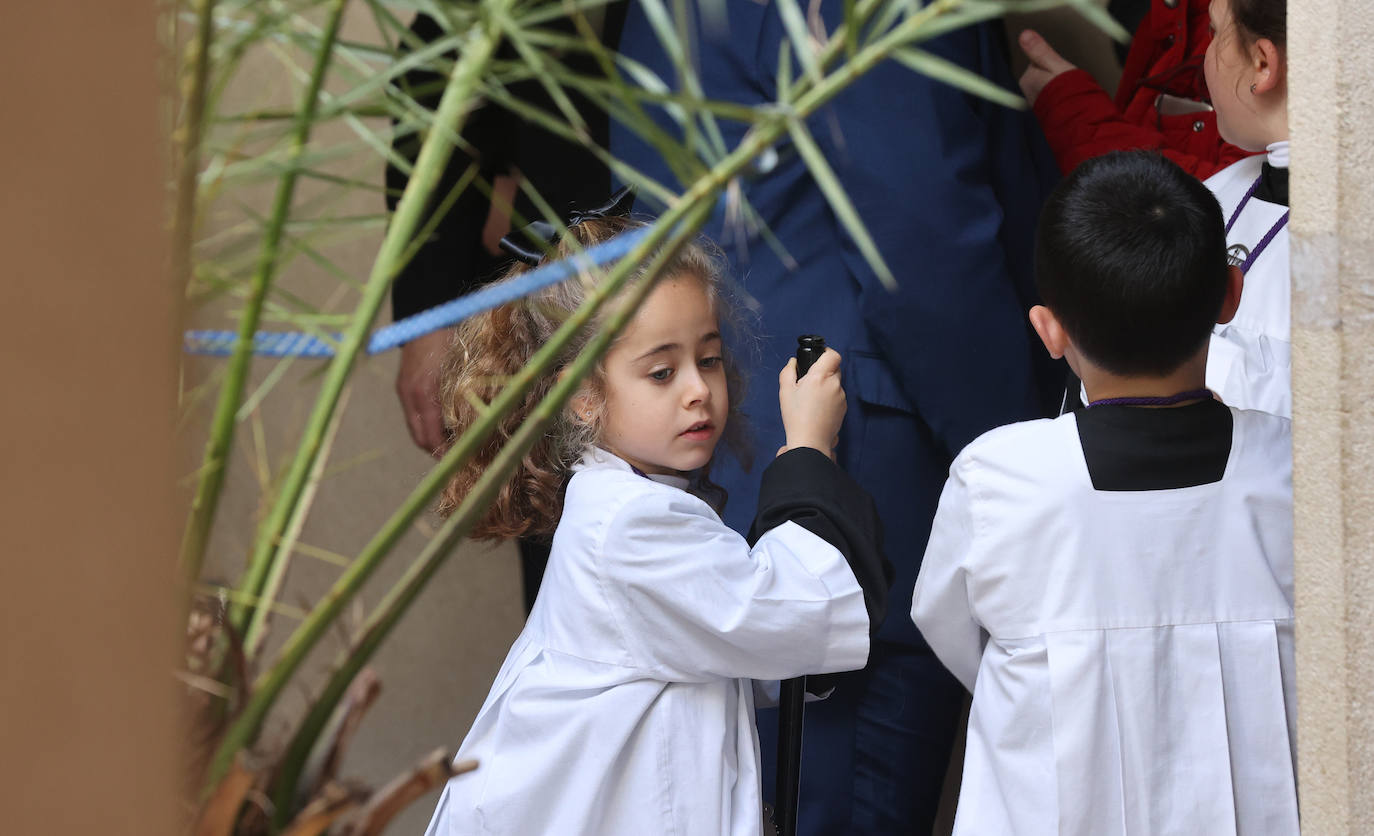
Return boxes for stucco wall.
[1290,0,1374,831]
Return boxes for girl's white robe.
[1206,142,1291,418]
[424,449,871,835]
[912,409,1297,835]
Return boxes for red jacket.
[1032,0,1254,179]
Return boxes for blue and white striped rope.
[183,329,340,357]
[182,224,655,359]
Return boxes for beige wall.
[1290,0,1374,831]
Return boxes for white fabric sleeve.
[1206,329,1292,418]
[597,491,870,683]
[910,461,984,692]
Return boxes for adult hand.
[1018,29,1078,107]
[481,173,521,256]
[777,348,845,461]
[396,328,456,457]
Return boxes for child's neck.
[1078,356,1209,407]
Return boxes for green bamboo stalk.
[241,384,351,659]
[239,163,480,652]
[306,26,466,115]
[771,0,1047,287]
[180,0,346,584]
[228,0,517,643]
[514,0,623,29]
[639,0,731,161]
[529,69,763,125]
[786,117,897,289]
[871,0,1030,50]
[171,0,216,299]
[781,0,887,99]
[268,196,721,825]
[777,0,823,86]
[477,79,679,206]
[785,0,1012,106]
[844,0,859,56]
[170,0,217,576]
[890,45,1026,109]
[825,0,980,89]
[237,353,300,422]
[494,12,589,136]
[364,0,397,53]
[200,0,300,144]
[865,0,920,48]
[209,139,369,186]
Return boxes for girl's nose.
[682,368,710,405]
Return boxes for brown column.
[0,5,180,835]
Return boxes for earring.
[1250,83,1257,94]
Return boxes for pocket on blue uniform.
[847,350,917,414]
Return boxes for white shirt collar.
[574,447,693,491]
[1266,140,1290,169]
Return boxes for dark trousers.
[757,641,966,834]
[517,537,550,615]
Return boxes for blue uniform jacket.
[611,1,1062,646]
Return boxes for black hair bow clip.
[498,186,636,266]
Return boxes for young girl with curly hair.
[423,215,889,836]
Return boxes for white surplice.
[1206,141,1291,418]
[912,410,1297,836]
[424,448,870,836]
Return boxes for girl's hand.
[1017,29,1077,107]
[777,348,845,461]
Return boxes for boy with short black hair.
[912,151,1297,834]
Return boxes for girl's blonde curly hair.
[437,215,750,540]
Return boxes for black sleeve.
[385,13,511,322]
[385,13,614,324]
[746,447,893,638]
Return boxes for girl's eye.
[699,356,723,369]
[649,368,673,382]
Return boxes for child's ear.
[1217,265,1245,325]
[1028,305,1069,360]
[568,391,590,423]
[1252,37,1284,95]
[565,371,599,425]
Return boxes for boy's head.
[1031,151,1241,379]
